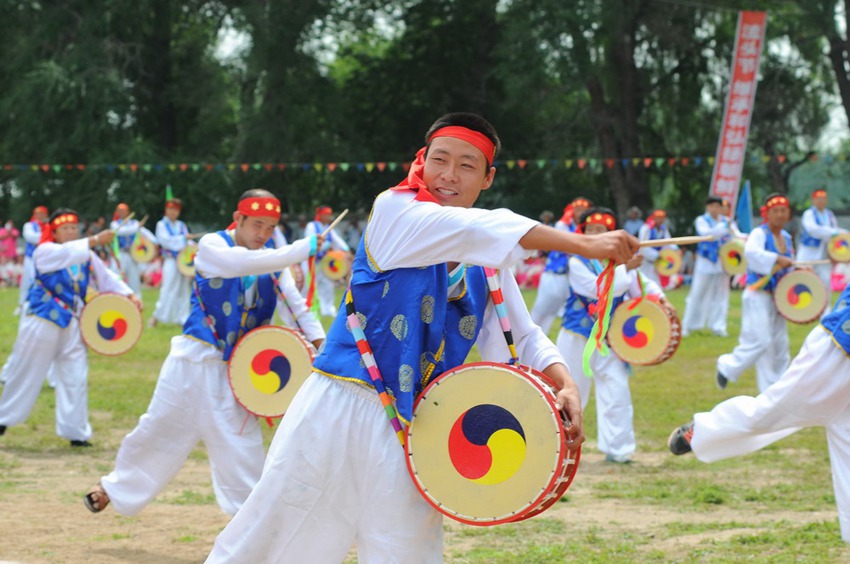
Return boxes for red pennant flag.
[76,164,86,170]
[778,154,786,164]
[643,158,653,168]
[205,164,214,171]
[577,159,587,169]
[3,165,12,171]
[177,163,186,171]
[517,159,527,169]
[65,164,74,170]
[40,164,50,172]
[277,163,286,171]
[402,162,411,171]
[264,163,273,171]
[240,163,250,172]
[668,158,677,167]
[130,164,138,172]
[327,163,337,172]
[681,157,690,166]
[377,162,386,172]
[605,159,615,169]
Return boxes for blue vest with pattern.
[745,224,793,292]
[822,287,850,355]
[800,207,835,247]
[161,219,186,258]
[24,221,40,258]
[182,231,279,362]
[543,222,577,274]
[117,234,134,251]
[311,236,491,423]
[28,257,91,328]
[696,214,722,263]
[561,257,625,339]
[312,220,335,260]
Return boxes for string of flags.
[0,153,836,174]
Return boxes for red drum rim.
[608,297,681,366]
[79,293,143,356]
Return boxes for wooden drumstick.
[138,214,149,228]
[321,208,349,237]
[638,235,715,247]
[794,259,832,266]
[113,211,136,230]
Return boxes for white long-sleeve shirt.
[568,256,663,302]
[797,207,840,262]
[363,189,563,373]
[745,227,788,276]
[694,214,732,275]
[22,221,41,247]
[155,218,188,254]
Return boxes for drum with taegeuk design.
[607,295,681,365]
[774,269,828,324]
[79,293,143,356]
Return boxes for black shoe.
[70,439,92,447]
[668,422,694,455]
[716,370,728,390]
[0,425,6,436]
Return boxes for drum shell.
[177,244,197,277]
[654,249,682,277]
[130,236,158,264]
[719,239,747,275]
[773,270,828,324]
[827,233,850,263]
[79,293,143,356]
[608,297,681,366]
[319,250,350,281]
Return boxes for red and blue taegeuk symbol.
[833,238,850,256]
[787,284,813,309]
[96,311,127,341]
[727,249,742,265]
[448,404,527,485]
[249,349,291,395]
[622,314,653,348]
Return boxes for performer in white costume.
[556,207,670,464]
[17,205,49,315]
[529,197,590,336]
[84,189,325,517]
[150,198,191,326]
[797,188,843,316]
[300,205,350,316]
[206,113,638,563]
[638,209,677,285]
[669,286,850,543]
[0,209,137,446]
[681,196,734,337]
[110,203,157,300]
[716,193,794,393]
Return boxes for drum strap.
[343,288,406,447]
[482,267,519,364]
[270,273,308,337]
[582,261,617,376]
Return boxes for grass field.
[0,284,848,563]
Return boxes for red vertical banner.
[708,11,767,208]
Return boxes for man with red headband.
[150,198,192,326]
[110,203,157,300]
[16,205,49,315]
[557,207,671,464]
[638,208,678,285]
[716,193,795,393]
[530,197,590,336]
[207,113,638,562]
[798,188,844,316]
[0,209,136,446]
[300,205,351,316]
[85,189,325,518]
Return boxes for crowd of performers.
[0,113,848,560]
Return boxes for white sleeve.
[23,222,41,245]
[744,228,777,275]
[33,239,91,273]
[90,251,134,295]
[802,209,839,239]
[567,257,630,299]
[476,269,565,372]
[629,270,664,298]
[695,216,730,238]
[195,233,312,279]
[275,268,325,342]
[638,225,660,261]
[112,219,139,236]
[330,228,350,253]
[140,226,158,245]
[155,220,187,252]
[273,226,289,247]
[367,190,536,271]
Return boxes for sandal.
[84,482,110,513]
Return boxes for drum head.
[177,245,197,277]
[79,293,143,356]
[319,250,349,281]
[405,362,574,526]
[130,236,158,264]
[774,270,828,324]
[719,239,747,275]
[654,249,682,276]
[608,297,678,365]
[828,233,850,263]
[228,326,316,418]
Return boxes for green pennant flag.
[340,162,350,172]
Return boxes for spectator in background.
[344,216,364,249]
[86,216,107,236]
[294,214,308,240]
[623,206,643,237]
[539,210,555,227]
[279,214,294,244]
[0,220,20,263]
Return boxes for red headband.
[237,197,281,219]
[653,210,667,218]
[315,206,332,221]
[812,189,827,198]
[31,206,48,221]
[51,213,79,229]
[428,126,496,165]
[581,212,617,232]
[165,200,182,210]
[572,198,591,208]
[765,195,790,210]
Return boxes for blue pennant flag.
[736,180,753,234]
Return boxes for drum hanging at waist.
[319,250,350,281]
[773,269,828,324]
[177,244,198,277]
[719,239,747,275]
[607,295,681,366]
[654,248,682,277]
[828,233,850,263]
[130,236,158,264]
[79,293,143,356]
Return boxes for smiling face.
[422,136,495,208]
[232,213,278,249]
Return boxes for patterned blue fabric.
[696,214,721,263]
[117,234,134,252]
[312,235,491,423]
[745,224,793,292]
[561,257,624,338]
[182,231,279,362]
[28,256,91,328]
[800,207,836,247]
[821,286,850,356]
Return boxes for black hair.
[49,208,79,223]
[424,112,501,163]
[239,188,277,201]
[763,192,786,206]
[705,196,723,205]
[578,206,618,230]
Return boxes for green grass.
[1,285,849,562]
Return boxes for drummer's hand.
[94,230,115,246]
[311,338,324,351]
[543,364,585,447]
[625,254,643,271]
[127,294,143,311]
[581,230,640,265]
[659,296,677,317]
[312,234,327,254]
[776,256,794,269]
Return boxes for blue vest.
[800,207,835,247]
[312,236,491,423]
[543,221,576,274]
[696,214,721,263]
[745,224,793,292]
[561,257,625,339]
[161,219,186,258]
[28,256,91,328]
[117,234,134,251]
[312,220,334,259]
[24,221,41,258]
[182,231,280,362]
[646,225,669,250]
[822,287,850,355]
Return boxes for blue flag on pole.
[735,180,753,233]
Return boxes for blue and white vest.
[312,220,334,260]
[696,214,722,263]
[161,218,187,258]
[24,221,41,258]
[561,257,625,339]
[182,231,279,362]
[646,225,670,250]
[312,235,491,423]
[800,207,837,247]
[543,221,577,274]
[745,224,793,292]
[28,257,91,328]
[822,286,850,355]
